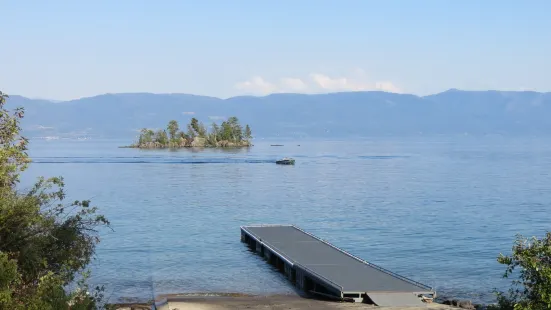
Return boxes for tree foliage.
[0,91,30,193]
[190,118,200,134]
[490,232,551,310]
[186,123,196,140]
[167,120,179,142]
[138,128,154,145]
[154,129,168,145]
[135,116,252,148]
[244,124,252,140]
[0,91,110,309]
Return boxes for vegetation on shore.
[130,117,252,148]
[441,232,551,310]
[487,232,551,310]
[1,90,110,309]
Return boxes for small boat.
[276,158,295,165]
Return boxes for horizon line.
[10,87,550,103]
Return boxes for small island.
[127,117,252,148]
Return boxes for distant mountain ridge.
[6,89,551,139]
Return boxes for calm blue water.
[21,136,551,303]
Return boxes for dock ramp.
[241,225,435,306]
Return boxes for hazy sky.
[2,0,550,100]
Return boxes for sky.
[2,0,550,100]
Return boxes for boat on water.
[276,158,295,165]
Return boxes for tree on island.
[154,129,169,145]
[0,91,110,309]
[138,128,155,145]
[244,124,252,140]
[167,120,179,142]
[133,116,252,148]
[190,118,199,134]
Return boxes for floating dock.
[241,224,435,306]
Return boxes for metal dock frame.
[240,224,436,306]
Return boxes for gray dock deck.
[241,225,435,306]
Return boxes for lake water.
[21,136,551,304]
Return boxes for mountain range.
[6,89,551,139]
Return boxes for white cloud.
[375,81,401,93]
[234,76,277,95]
[310,70,401,93]
[310,73,371,91]
[182,111,195,115]
[235,76,309,95]
[280,78,308,91]
[235,70,401,95]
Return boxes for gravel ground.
[137,295,454,310]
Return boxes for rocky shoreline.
[438,299,482,310]
[435,295,499,310]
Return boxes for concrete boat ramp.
[241,224,435,307]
